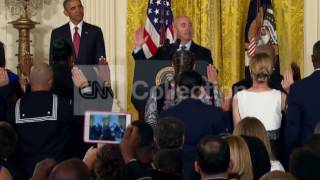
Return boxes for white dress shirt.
[177,40,192,51]
[69,21,83,41]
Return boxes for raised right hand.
[134,28,148,48]
[0,68,9,87]
[71,67,89,89]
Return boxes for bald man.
[9,63,74,179]
[133,16,213,64]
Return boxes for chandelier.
[5,0,55,16]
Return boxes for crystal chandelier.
[5,0,55,16]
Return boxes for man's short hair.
[154,148,183,175]
[63,0,80,9]
[29,63,53,85]
[131,120,154,148]
[0,122,17,159]
[197,136,230,175]
[156,117,185,149]
[289,147,320,180]
[63,0,69,9]
[304,134,320,153]
[313,40,320,60]
[63,0,73,9]
[177,71,203,97]
[49,158,90,180]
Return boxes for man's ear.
[312,54,315,63]
[64,10,69,17]
[48,79,53,87]
[194,160,200,173]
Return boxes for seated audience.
[227,136,253,180]
[48,158,90,180]
[289,147,320,180]
[9,63,74,179]
[233,53,288,154]
[260,171,297,180]
[0,122,17,180]
[159,71,226,180]
[242,135,271,180]
[233,117,284,171]
[195,136,231,180]
[155,117,185,149]
[154,148,183,176]
[120,126,183,180]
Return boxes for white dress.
[236,89,282,131]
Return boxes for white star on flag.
[154,8,159,15]
[153,18,159,24]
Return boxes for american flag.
[142,0,175,59]
[244,0,273,78]
[248,37,258,57]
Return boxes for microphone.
[172,38,181,52]
[169,38,181,59]
[174,38,181,49]
[164,38,170,47]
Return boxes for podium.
[131,60,209,113]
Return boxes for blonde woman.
[233,117,285,171]
[227,136,253,180]
[233,53,286,153]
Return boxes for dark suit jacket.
[0,84,15,123]
[133,41,213,64]
[49,22,106,65]
[159,98,226,180]
[284,70,320,160]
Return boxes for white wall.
[304,0,320,76]
[0,0,128,110]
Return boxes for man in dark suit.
[49,0,106,65]
[284,40,320,165]
[159,71,226,180]
[133,16,213,64]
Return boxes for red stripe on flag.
[144,30,158,55]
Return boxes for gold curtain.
[127,0,304,117]
[273,0,304,73]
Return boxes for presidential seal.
[155,66,174,86]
